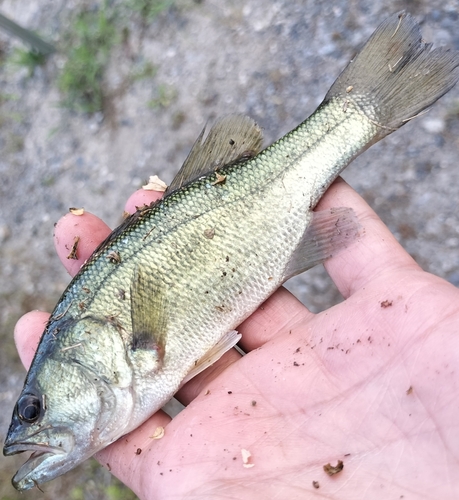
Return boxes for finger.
[54,212,111,276]
[316,177,421,298]
[124,188,163,214]
[14,311,50,369]
[238,286,310,351]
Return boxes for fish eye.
[17,394,42,423]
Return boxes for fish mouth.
[7,447,61,489]
[3,428,76,491]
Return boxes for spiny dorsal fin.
[130,268,167,355]
[167,114,263,193]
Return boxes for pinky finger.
[14,311,50,370]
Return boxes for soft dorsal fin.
[167,114,263,193]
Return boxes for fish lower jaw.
[4,434,76,491]
[11,449,59,491]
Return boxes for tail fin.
[325,11,459,134]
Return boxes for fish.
[4,11,459,491]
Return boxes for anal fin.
[181,330,241,385]
[283,207,360,282]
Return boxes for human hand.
[14,177,459,499]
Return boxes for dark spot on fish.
[323,460,344,476]
[381,299,393,308]
[229,139,235,146]
[136,448,142,455]
[293,361,300,366]
[106,314,124,332]
[82,286,91,294]
[142,228,154,241]
[312,481,320,489]
[117,288,126,300]
[107,251,121,264]
[222,271,227,277]
[406,386,413,395]
[251,400,257,406]
[295,347,301,353]
[78,302,86,310]
[204,228,215,239]
[66,236,80,260]
[226,256,230,262]
[107,463,111,471]
[228,391,232,394]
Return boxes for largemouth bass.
[4,12,459,490]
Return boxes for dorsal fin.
[166,114,263,193]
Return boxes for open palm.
[15,178,459,499]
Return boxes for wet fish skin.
[4,12,459,490]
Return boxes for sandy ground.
[0,0,458,498]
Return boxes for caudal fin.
[325,11,459,134]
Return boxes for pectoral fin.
[181,330,242,385]
[130,268,167,359]
[282,207,360,281]
[167,114,263,193]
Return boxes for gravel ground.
[0,0,458,498]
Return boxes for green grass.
[2,1,176,114]
[128,0,174,22]
[58,3,119,113]
[8,47,47,76]
[57,0,174,114]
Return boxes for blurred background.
[0,0,458,498]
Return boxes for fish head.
[3,316,133,491]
